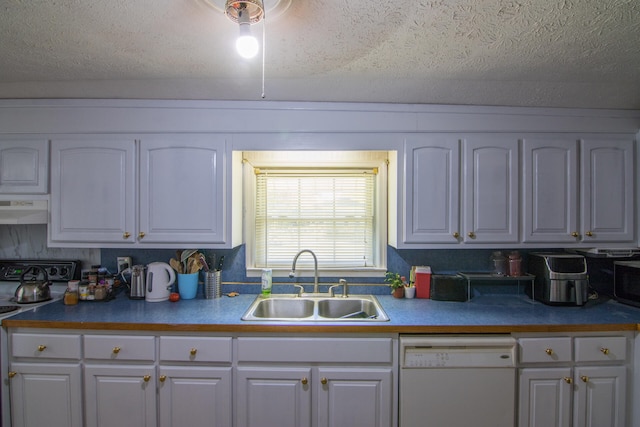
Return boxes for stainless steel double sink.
[241,294,390,322]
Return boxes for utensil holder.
[205,271,221,299]
[177,273,198,300]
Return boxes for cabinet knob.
[123,232,131,239]
[563,377,572,384]
[452,232,460,238]
[112,346,121,354]
[8,371,16,378]
[571,231,579,238]
[159,375,167,383]
[143,375,151,382]
[585,231,593,237]
[37,345,47,352]
[580,375,589,383]
[190,348,197,356]
[467,231,476,239]
[321,377,328,385]
[600,347,610,355]
[545,348,553,355]
[138,232,146,239]
[301,377,308,385]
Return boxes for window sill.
[245,267,387,279]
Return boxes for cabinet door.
[139,135,227,244]
[518,368,572,427]
[522,138,579,243]
[9,363,83,427]
[84,364,156,427]
[580,137,635,243]
[158,366,232,427]
[50,138,136,243]
[316,367,393,427]
[404,136,461,243]
[573,366,626,427]
[0,138,48,194]
[463,135,519,243]
[236,367,312,427]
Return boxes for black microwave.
[614,260,640,307]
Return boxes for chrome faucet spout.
[290,249,319,294]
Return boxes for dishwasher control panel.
[400,335,516,368]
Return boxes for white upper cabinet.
[403,136,460,244]
[580,137,635,243]
[523,136,635,244]
[462,135,519,243]
[401,134,519,246]
[139,136,226,245]
[0,138,49,194]
[50,135,234,248]
[50,137,136,244]
[522,137,579,243]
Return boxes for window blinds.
[254,169,376,269]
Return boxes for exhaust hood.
[0,200,48,224]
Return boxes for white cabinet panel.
[50,137,136,244]
[158,366,232,427]
[9,363,83,427]
[404,136,460,243]
[463,135,519,243]
[581,137,635,243]
[0,138,49,194]
[518,368,572,427]
[522,138,579,243]
[573,366,626,427]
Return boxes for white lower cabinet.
[8,332,83,427]
[236,336,396,427]
[517,334,629,427]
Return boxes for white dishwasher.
[399,335,517,427]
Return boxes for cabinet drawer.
[574,336,627,363]
[84,335,155,361]
[11,333,81,359]
[237,337,394,363]
[519,337,572,364]
[159,336,232,363]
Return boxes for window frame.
[243,151,388,278]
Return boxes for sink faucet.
[289,249,319,294]
[329,279,349,298]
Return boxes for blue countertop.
[4,292,640,333]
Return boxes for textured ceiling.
[0,0,639,109]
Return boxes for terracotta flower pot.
[392,287,405,298]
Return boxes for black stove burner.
[0,306,19,315]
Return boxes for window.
[244,151,388,277]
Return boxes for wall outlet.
[117,256,132,273]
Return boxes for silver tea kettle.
[128,265,146,299]
[14,266,52,303]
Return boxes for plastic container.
[261,269,272,297]
[177,273,198,300]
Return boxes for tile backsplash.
[1,225,619,297]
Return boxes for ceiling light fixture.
[224,0,264,59]
[224,0,266,97]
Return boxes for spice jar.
[63,288,78,305]
[508,251,522,277]
[94,285,107,301]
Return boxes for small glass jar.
[490,251,507,276]
[508,251,523,277]
[63,288,78,305]
[94,285,107,301]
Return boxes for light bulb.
[236,33,259,58]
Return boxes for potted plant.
[385,272,405,298]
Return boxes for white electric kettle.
[145,262,176,302]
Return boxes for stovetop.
[0,260,81,319]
